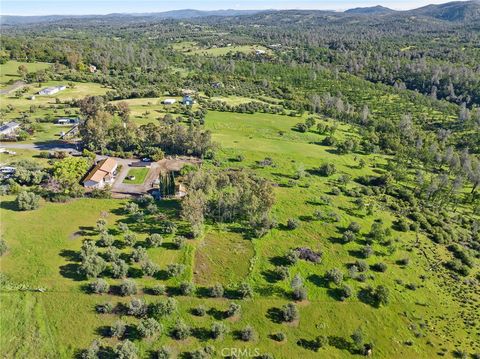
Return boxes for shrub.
[240,325,256,341]
[138,318,162,338]
[325,268,343,286]
[361,245,373,258]
[227,302,241,317]
[172,320,191,340]
[272,332,286,342]
[275,266,289,280]
[238,282,254,299]
[372,262,388,272]
[131,247,147,263]
[355,260,369,272]
[151,284,166,295]
[209,283,224,298]
[155,346,171,359]
[149,298,177,318]
[342,230,356,243]
[315,335,329,349]
[105,246,120,262]
[81,255,106,278]
[373,285,390,306]
[110,320,126,338]
[286,218,299,230]
[100,233,114,247]
[317,163,336,177]
[166,263,186,278]
[295,247,322,263]
[141,260,159,277]
[281,303,299,322]
[127,298,147,317]
[120,279,137,296]
[111,259,128,279]
[82,340,100,359]
[147,233,163,247]
[16,191,40,211]
[179,281,196,296]
[124,233,137,247]
[114,340,138,359]
[348,221,361,233]
[95,302,113,314]
[193,305,206,316]
[397,258,410,266]
[292,286,308,301]
[339,285,353,301]
[211,322,229,339]
[173,236,186,249]
[89,278,110,294]
[285,249,299,265]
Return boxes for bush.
[240,325,256,341]
[166,263,186,278]
[238,282,254,299]
[373,285,390,306]
[95,302,113,314]
[281,303,299,322]
[81,255,106,278]
[317,163,336,176]
[127,298,147,317]
[227,302,241,317]
[275,266,289,280]
[355,260,369,272]
[120,279,138,296]
[193,305,207,316]
[342,230,356,243]
[100,232,114,247]
[397,258,410,266]
[179,281,196,296]
[372,262,388,272]
[209,283,224,298]
[141,260,159,277]
[111,259,128,279]
[131,247,147,263]
[285,249,299,265]
[155,346,171,359]
[295,247,323,263]
[151,284,166,295]
[325,268,343,286]
[173,236,186,249]
[286,218,299,230]
[315,335,329,349]
[292,286,308,301]
[16,191,40,211]
[149,298,177,318]
[147,233,163,247]
[82,340,100,359]
[348,221,361,233]
[89,278,110,294]
[110,320,126,338]
[361,245,374,258]
[339,285,353,301]
[211,322,229,339]
[271,332,286,342]
[114,340,138,359]
[124,233,137,247]
[172,320,191,340]
[138,318,162,338]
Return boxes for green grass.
[0,94,477,358]
[0,61,51,85]
[123,167,150,184]
[172,41,271,57]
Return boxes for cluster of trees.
[181,168,275,237]
[77,96,215,158]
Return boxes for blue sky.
[1,0,459,16]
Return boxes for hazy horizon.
[0,0,470,16]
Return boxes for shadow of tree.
[59,263,83,281]
[266,307,284,324]
[191,327,211,342]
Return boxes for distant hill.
[407,0,480,21]
[0,9,264,25]
[345,5,395,15]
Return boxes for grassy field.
[172,41,271,57]
[123,168,150,184]
[0,61,51,85]
[0,96,477,358]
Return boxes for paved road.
[0,141,79,152]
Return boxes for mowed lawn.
[123,167,150,184]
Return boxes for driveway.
[0,81,26,95]
[0,141,79,152]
